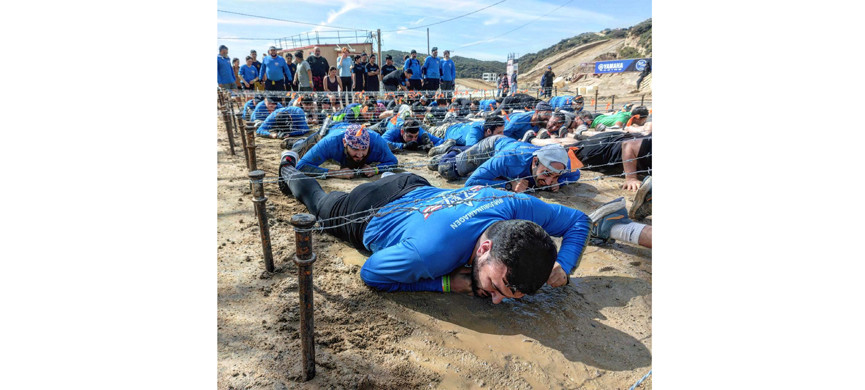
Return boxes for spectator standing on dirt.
[249,50,263,90]
[541,66,555,97]
[351,55,366,92]
[635,58,651,91]
[276,153,589,301]
[259,46,291,95]
[238,56,259,90]
[421,47,442,92]
[293,51,313,92]
[380,55,398,80]
[217,45,236,89]
[231,58,242,88]
[337,47,354,93]
[324,67,341,93]
[499,73,509,98]
[365,54,380,92]
[285,53,298,92]
[510,71,518,95]
[306,47,329,91]
[404,50,423,91]
[440,50,456,95]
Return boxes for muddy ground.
[217,115,652,389]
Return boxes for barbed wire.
[274,168,652,234]
[219,87,648,103]
[248,137,651,183]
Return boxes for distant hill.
[518,18,652,73]
[380,50,506,79]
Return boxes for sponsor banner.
[594,58,651,74]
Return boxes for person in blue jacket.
[381,118,442,152]
[255,106,311,139]
[478,99,497,112]
[217,45,236,89]
[276,152,589,302]
[404,50,422,90]
[238,56,259,90]
[430,133,517,179]
[440,50,456,95]
[503,101,553,141]
[449,139,581,194]
[421,47,442,92]
[426,116,506,157]
[250,96,282,122]
[241,95,264,121]
[293,124,398,179]
[259,46,292,96]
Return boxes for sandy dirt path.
[217,116,652,389]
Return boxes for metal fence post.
[236,113,250,169]
[594,89,599,112]
[248,170,275,272]
[245,122,257,171]
[611,95,615,111]
[641,94,645,107]
[290,213,318,381]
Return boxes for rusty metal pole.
[224,97,237,155]
[249,170,275,272]
[290,213,318,381]
[594,89,599,112]
[245,122,257,171]
[611,95,615,112]
[641,94,645,107]
[236,113,250,168]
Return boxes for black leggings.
[280,167,431,250]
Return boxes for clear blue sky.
[217,0,651,62]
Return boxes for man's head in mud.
[400,119,422,143]
[482,115,505,138]
[470,220,557,304]
[629,106,650,126]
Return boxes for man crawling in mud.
[277,150,596,304]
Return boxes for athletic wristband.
[442,275,451,293]
[373,166,379,175]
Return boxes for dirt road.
[217,119,652,389]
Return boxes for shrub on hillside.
[618,46,642,59]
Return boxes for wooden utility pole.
[377,29,382,93]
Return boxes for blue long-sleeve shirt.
[503,111,539,140]
[382,120,443,150]
[443,121,486,147]
[250,101,282,122]
[360,185,590,292]
[242,99,258,121]
[296,130,398,175]
[549,96,574,109]
[259,55,291,82]
[465,141,581,188]
[441,59,456,81]
[217,56,236,85]
[478,99,497,112]
[404,58,422,80]
[421,56,442,79]
[238,64,258,83]
[256,106,310,137]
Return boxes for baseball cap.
[268,46,277,50]
[535,101,553,112]
[547,66,552,69]
[219,45,228,51]
[532,145,570,174]
[431,47,438,51]
[250,49,257,54]
[410,49,417,54]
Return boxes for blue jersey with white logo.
[549,95,574,109]
[260,55,291,82]
[360,185,590,292]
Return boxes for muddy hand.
[547,262,568,287]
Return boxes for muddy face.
[401,130,419,143]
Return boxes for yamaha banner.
[595,58,651,74]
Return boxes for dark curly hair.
[484,220,557,294]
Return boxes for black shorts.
[316,173,431,251]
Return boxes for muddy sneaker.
[520,130,537,143]
[537,129,551,139]
[279,150,299,168]
[588,197,632,241]
[291,131,322,157]
[427,154,443,171]
[629,176,652,220]
[428,139,457,157]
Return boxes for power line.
[218,37,279,41]
[460,0,576,48]
[381,0,507,32]
[217,9,366,31]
